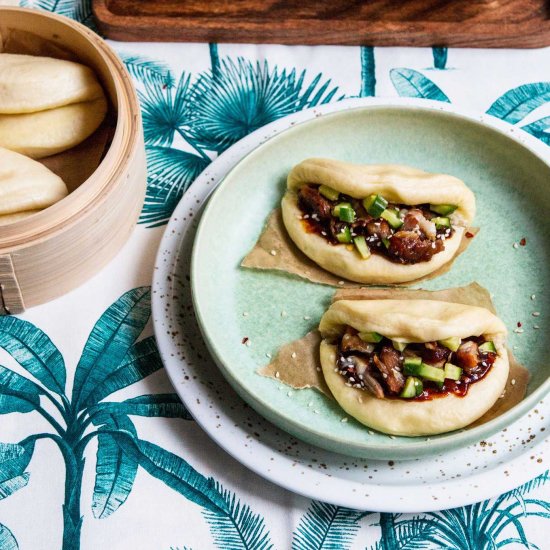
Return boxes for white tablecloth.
[0,2,549,548]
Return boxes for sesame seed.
[303,316,311,320]
[513,345,518,350]
[345,383,352,387]
[275,371,280,378]
[338,281,345,286]
[532,312,540,317]
[514,328,524,334]
[303,214,310,219]
[314,410,320,414]
[321,231,327,236]
[245,340,252,346]
[341,417,349,423]
[287,391,293,397]
[291,352,297,359]
[531,294,536,300]
[368,430,374,435]
[389,435,396,439]
[281,310,287,317]
[382,373,388,379]
[316,367,321,372]
[349,377,355,383]
[308,401,313,407]
[511,379,516,386]
[270,249,277,256]
[242,312,249,317]
[534,325,540,329]
[513,243,519,249]
[265,352,272,358]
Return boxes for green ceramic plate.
[191,102,550,459]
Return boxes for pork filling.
[297,184,456,264]
[334,326,497,400]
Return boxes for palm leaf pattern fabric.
[2,1,549,548]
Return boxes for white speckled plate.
[153,98,549,512]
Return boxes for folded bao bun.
[281,158,476,284]
[319,299,509,436]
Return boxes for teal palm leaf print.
[0,523,18,550]
[292,501,364,550]
[126,47,341,228]
[19,0,97,31]
[486,83,550,124]
[187,57,341,154]
[390,68,450,102]
[432,47,448,70]
[92,414,138,519]
[141,146,210,228]
[0,287,274,549]
[360,46,376,97]
[203,483,273,550]
[122,55,172,89]
[521,117,550,145]
[139,73,192,147]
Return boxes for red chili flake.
[241,337,249,345]
[465,231,474,238]
[520,237,527,246]
[517,321,522,328]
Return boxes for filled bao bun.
[319,299,509,436]
[281,158,476,284]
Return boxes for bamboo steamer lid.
[0,8,146,314]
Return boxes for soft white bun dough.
[282,158,476,284]
[319,299,509,436]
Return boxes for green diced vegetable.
[382,237,391,249]
[319,184,340,201]
[333,202,356,223]
[381,208,403,229]
[417,363,446,383]
[400,376,421,398]
[479,341,497,353]
[414,378,424,396]
[353,236,371,259]
[430,204,457,216]
[392,340,407,352]
[403,356,422,375]
[444,363,463,381]
[358,331,383,343]
[336,226,352,243]
[438,336,461,352]
[363,194,388,217]
[433,216,451,229]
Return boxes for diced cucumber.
[479,341,497,353]
[382,237,391,249]
[433,216,451,230]
[353,236,371,259]
[381,208,403,229]
[400,376,420,398]
[336,226,352,243]
[358,331,383,343]
[363,194,388,217]
[319,184,340,201]
[444,363,463,380]
[438,336,461,352]
[403,356,422,375]
[430,204,457,216]
[417,363,446,383]
[414,377,424,396]
[392,340,407,352]
[333,202,356,223]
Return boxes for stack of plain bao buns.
[0,54,107,225]
[0,7,146,316]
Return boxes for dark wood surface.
[93,0,550,47]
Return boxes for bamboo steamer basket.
[0,7,146,314]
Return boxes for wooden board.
[93,0,550,47]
